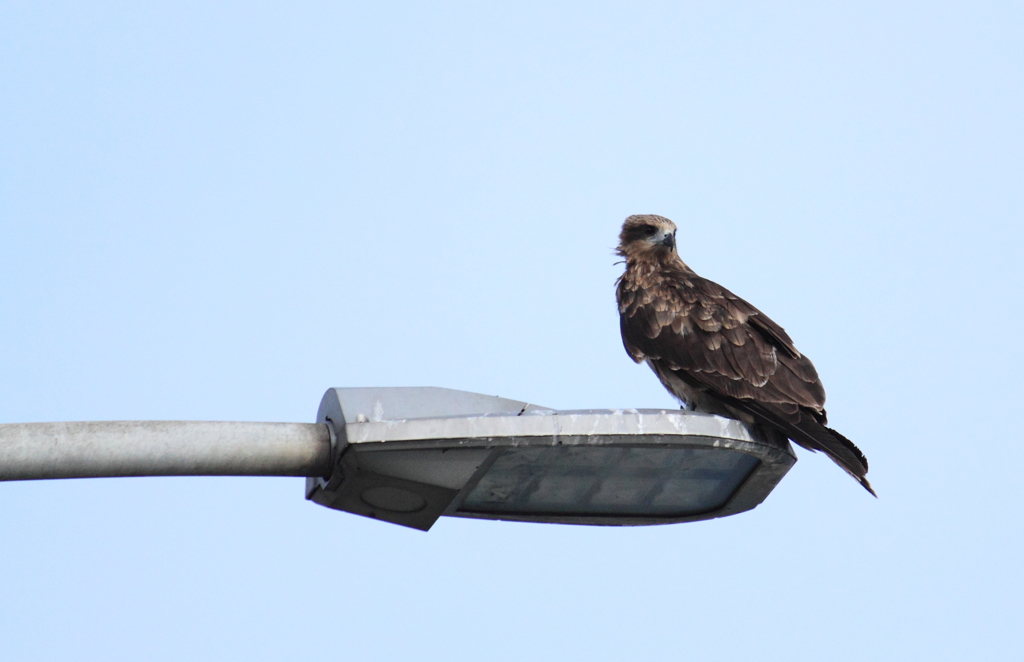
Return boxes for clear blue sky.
[2,2,1021,660]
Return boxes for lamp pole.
[0,420,331,481]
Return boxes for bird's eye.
[641,225,657,236]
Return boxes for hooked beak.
[661,232,676,250]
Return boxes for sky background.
[2,2,1022,660]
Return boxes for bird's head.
[616,214,679,261]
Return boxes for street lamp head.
[305,388,795,531]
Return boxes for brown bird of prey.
[615,214,874,495]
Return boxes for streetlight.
[0,387,795,531]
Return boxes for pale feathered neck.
[620,246,694,277]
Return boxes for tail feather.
[723,397,876,497]
[789,418,875,497]
[822,425,876,497]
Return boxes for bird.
[615,214,874,495]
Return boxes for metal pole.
[0,421,332,481]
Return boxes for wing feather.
[618,272,831,402]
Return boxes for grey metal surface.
[305,387,796,530]
[317,386,550,425]
[341,407,773,448]
[0,421,332,480]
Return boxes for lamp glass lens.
[459,446,759,517]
